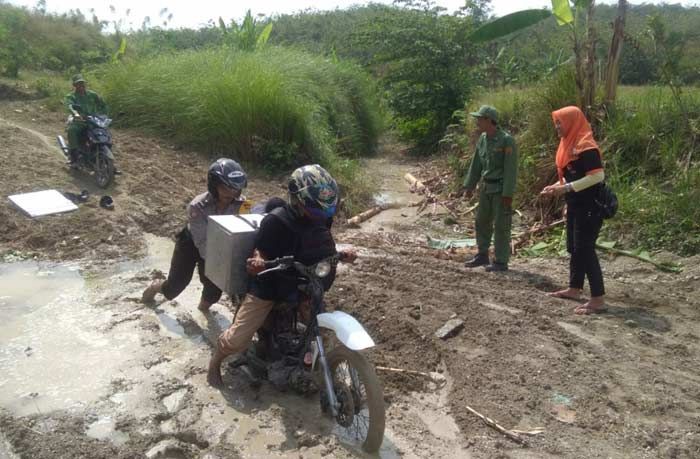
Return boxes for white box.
[205,214,265,295]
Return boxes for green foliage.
[112,37,127,63]
[0,1,111,75]
[0,4,29,77]
[98,46,382,165]
[219,10,272,52]
[469,9,551,43]
[551,0,574,25]
[348,2,474,151]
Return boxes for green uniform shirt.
[463,128,518,197]
[64,90,108,116]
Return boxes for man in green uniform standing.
[462,105,518,272]
[63,74,108,165]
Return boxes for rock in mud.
[435,319,464,340]
[145,439,192,458]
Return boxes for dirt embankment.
[1,95,700,459]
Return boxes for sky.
[7,0,700,30]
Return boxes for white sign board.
[8,189,78,217]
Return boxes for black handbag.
[595,182,618,219]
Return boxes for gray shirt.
[187,192,245,259]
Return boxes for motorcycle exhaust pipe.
[56,135,69,154]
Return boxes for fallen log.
[465,405,527,445]
[403,173,426,193]
[347,206,384,226]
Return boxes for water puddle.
[86,416,129,446]
[0,260,145,416]
[156,311,187,339]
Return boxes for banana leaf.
[426,236,477,250]
[469,9,552,43]
[551,0,574,25]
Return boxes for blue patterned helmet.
[288,164,338,220]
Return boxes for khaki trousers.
[217,294,274,356]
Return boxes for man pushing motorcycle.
[63,74,108,166]
[207,164,357,387]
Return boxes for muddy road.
[1,94,700,458]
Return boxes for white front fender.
[317,311,375,351]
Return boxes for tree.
[0,6,29,77]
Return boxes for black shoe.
[464,253,489,268]
[485,262,508,272]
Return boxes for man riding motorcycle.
[63,74,108,165]
[207,164,356,387]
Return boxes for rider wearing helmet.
[207,164,356,387]
[142,158,251,311]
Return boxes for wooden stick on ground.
[347,206,384,226]
[403,173,426,193]
[465,405,527,445]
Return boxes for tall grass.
[96,47,383,165]
[94,47,384,213]
[454,69,700,254]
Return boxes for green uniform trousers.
[475,189,512,265]
[66,120,87,151]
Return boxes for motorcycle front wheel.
[95,146,115,188]
[325,345,385,453]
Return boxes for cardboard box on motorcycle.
[205,214,265,295]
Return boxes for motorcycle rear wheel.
[95,146,114,188]
[326,345,385,453]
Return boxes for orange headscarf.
[552,106,600,181]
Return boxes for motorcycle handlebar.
[262,256,295,268]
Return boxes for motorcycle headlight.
[314,261,332,278]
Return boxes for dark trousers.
[567,206,605,297]
[161,228,222,304]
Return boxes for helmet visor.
[305,204,337,220]
[221,170,247,191]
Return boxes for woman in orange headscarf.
[540,106,606,314]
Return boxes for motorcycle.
[57,104,116,188]
[231,254,386,453]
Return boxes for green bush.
[97,46,384,214]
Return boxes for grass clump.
[95,47,384,214]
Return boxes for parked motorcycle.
[231,254,386,452]
[57,104,116,188]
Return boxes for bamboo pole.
[347,206,384,226]
[403,173,426,192]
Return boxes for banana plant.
[219,10,273,52]
[469,0,598,113]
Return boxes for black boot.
[464,253,489,268]
[485,262,508,272]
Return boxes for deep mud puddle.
[1,234,458,457]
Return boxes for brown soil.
[1,96,700,458]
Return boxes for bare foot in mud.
[198,300,212,312]
[575,297,607,315]
[207,350,225,387]
[547,288,583,301]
